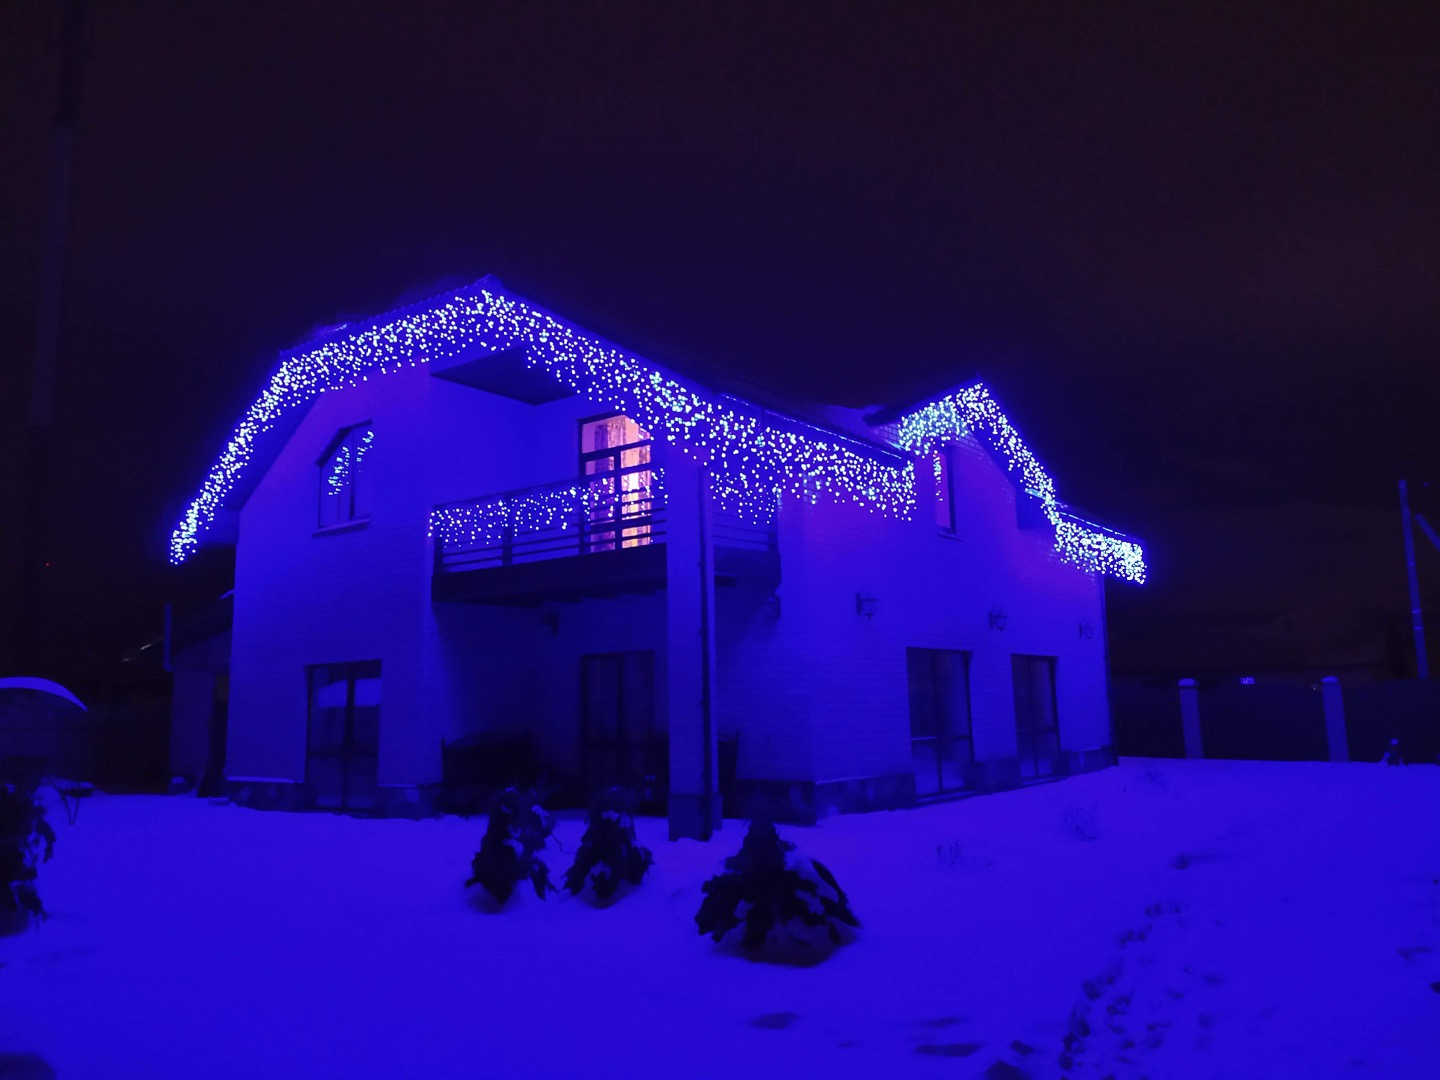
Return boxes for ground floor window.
[307,661,381,811]
[1012,654,1060,779]
[906,647,973,796]
[580,651,658,794]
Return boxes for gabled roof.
[169,277,1145,582]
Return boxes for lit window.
[933,448,956,532]
[318,424,374,528]
[580,415,654,551]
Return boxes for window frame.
[316,422,374,530]
[577,412,656,551]
[905,647,975,796]
[1011,654,1061,779]
[932,445,957,534]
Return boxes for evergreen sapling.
[465,787,554,904]
[696,821,859,953]
[564,787,653,902]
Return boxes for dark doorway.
[905,648,974,796]
[581,651,657,793]
[307,661,381,812]
[1012,655,1061,779]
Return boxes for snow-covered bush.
[563,787,653,902]
[1,770,57,927]
[696,821,859,954]
[465,787,554,904]
[1061,801,1100,841]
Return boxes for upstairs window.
[579,414,654,551]
[318,424,374,528]
[933,447,956,532]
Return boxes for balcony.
[431,475,778,604]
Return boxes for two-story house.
[168,277,1145,838]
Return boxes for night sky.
[3,2,1439,683]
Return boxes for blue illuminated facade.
[170,277,1144,836]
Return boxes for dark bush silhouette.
[696,821,858,952]
[1,768,57,924]
[563,787,653,901]
[465,787,554,904]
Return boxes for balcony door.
[1012,655,1061,779]
[906,648,974,796]
[307,661,381,811]
[581,651,657,794]
[579,414,655,552]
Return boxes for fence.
[1113,675,1440,764]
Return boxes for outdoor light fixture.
[988,608,1008,631]
[763,594,782,622]
[541,611,559,636]
[855,592,878,619]
[1078,622,1094,639]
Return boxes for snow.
[3,759,1438,1078]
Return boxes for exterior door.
[307,661,381,811]
[906,648,974,796]
[581,651,655,793]
[1012,655,1060,779]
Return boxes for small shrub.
[564,787,653,902]
[1061,802,1099,841]
[1,770,57,925]
[695,821,859,952]
[935,840,964,867]
[465,787,554,904]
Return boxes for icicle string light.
[430,469,666,548]
[892,383,1147,583]
[170,282,913,564]
[171,280,1143,582]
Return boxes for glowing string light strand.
[170,281,914,563]
[892,383,1147,583]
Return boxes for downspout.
[697,463,715,838]
[1099,576,1118,765]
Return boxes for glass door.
[1012,655,1060,779]
[307,661,381,811]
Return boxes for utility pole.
[17,0,85,673]
[1398,479,1429,679]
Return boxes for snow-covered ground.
[3,759,1438,1078]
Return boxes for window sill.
[314,518,371,538]
[937,530,963,542]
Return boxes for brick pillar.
[666,455,721,840]
[1321,676,1348,762]
[1178,678,1203,759]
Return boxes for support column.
[666,456,720,840]
[1179,678,1203,759]
[1321,676,1348,762]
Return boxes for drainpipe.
[697,463,715,838]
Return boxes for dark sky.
[4,1,1439,681]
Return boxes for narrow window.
[933,448,956,532]
[306,660,381,811]
[1012,655,1060,779]
[906,647,974,796]
[579,415,654,551]
[318,424,374,528]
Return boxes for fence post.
[1179,678,1203,759]
[1320,676,1348,762]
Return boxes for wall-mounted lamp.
[855,592,879,619]
[763,594,782,622]
[988,607,1008,631]
[1078,622,1094,639]
[541,611,559,636]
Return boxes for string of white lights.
[892,383,1146,583]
